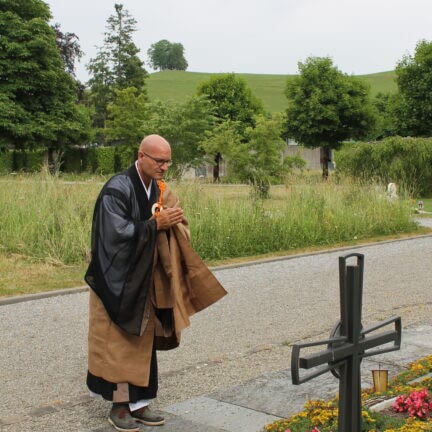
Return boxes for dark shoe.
[108,405,140,432]
[131,406,165,426]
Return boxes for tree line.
[1,0,432,191]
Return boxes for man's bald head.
[137,134,172,185]
[139,134,171,154]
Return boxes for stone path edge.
[1,232,431,307]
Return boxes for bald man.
[85,135,184,430]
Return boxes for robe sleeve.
[85,187,157,335]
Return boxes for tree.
[105,87,149,146]
[86,49,113,133]
[0,0,92,154]
[0,0,49,20]
[200,120,243,163]
[147,39,170,71]
[241,114,287,196]
[87,3,148,133]
[51,22,85,101]
[284,57,376,178]
[168,43,188,71]
[197,73,264,181]
[371,92,400,139]
[51,22,83,77]
[197,73,263,127]
[201,114,288,197]
[395,39,432,136]
[147,40,188,71]
[144,96,214,178]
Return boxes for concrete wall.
[283,143,322,170]
[183,144,324,179]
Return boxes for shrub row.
[0,149,46,173]
[335,136,432,196]
[62,146,134,174]
[0,145,136,174]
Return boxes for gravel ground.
[1,234,432,431]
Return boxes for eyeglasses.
[142,152,172,167]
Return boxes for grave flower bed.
[264,355,432,432]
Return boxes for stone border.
[212,232,432,271]
[369,397,397,413]
[0,286,88,306]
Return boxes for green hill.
[146,70,397,114]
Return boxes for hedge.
[25,149,45,172]
[335,136,432,196]
[0,145,136,175]
[0,151,13,173]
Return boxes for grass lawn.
[147,70,397,114]
[0,253,87,297]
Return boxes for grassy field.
[0,254,87,297]
[147,70,398,114]
[0,174,427,298]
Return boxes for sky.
[46,0,432,83]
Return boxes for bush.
[25,149,45,172]
[0,146,135,175]
[13,151,27,171]
[115,145,136,171]
[61,145,135,174]
[63,148,86,173]
[335,137,432,196]
[0,151,13,173]
[94,146,116,174]
[10,150,45,172]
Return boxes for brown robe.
[88,187,227,387]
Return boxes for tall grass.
[0,175,417,265]
[0,174,102,264]
[176,181,417,261]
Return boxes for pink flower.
[392,389,432,418]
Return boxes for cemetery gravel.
[1,234,432,431]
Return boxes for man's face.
[137,146,171,181]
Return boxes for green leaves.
[285,56,376,177]
[395,39,432,136]
[147,40,188,71]
[0,0,91,150]
[105,87,149,146]
[144,96,214,175]
[286,57,375,149]
[197,73,264,128]
[86,3,148,133]
[335,136,432,196]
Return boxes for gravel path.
[1,234,432,431]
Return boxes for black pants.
[87,345,158,403]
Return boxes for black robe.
[85,164,159,336]
[85,164,160,401]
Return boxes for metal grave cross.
[291,253,402,432]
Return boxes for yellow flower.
[383,418,432,432]
[361,410,376,423]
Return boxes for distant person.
[85,134,227,431]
